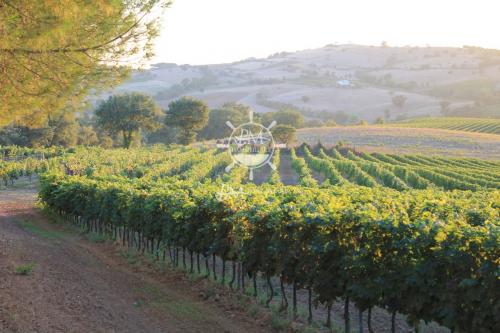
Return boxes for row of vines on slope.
[35,145,499,333]
[2,145,499,332]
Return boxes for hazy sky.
[153,0,499,65]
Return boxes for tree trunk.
[221,259,226,284]
[229,261,236,289]
[266,274,274,307]
[189,251,194,273]
[237,263,241,289]
[280,275,288,312]
[292,280,298,318]
[253,273,257,297]
[358,308,363,333]
[241,264,245,290]
[344,296,350,333]
[182,247,186,269]
[307,287,313,324]
[205,256,210,277]
[123,131,134,149]
[212,253,217,281]
[414,320,420,333]
[326,301,332,328]
[368,307,374,333]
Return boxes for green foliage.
[85,232,108,243]
[273,109,304,128]
[36,145,500,333]
[166,97,209,144]
[302,146,344,185]
[95,93,162,148]
[267,149,281,185]
[270,313,291,331]
[0,121,78,148]
[78,126,99,146]
[48,112,79,147]
[346,151,408,191]
[15,263,35,275]
[290,148,317,187]
[271,125,296,144]
[20,220,61,239]
[2,144,498,333]
[429,79,500,118]
[389,117,500,135]
[0,0,170,126]
[0,155,50,186]
[392,95,407,108]
[431,79,500,104]
[156,74,217,100]
[199,103,249,140]
[263,109,304,128]
[320,148,377,187]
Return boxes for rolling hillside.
[296,126,500,159]
[103,44,500,122]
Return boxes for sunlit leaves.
[0,0,169,126]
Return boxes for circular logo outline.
[228,121,276,169]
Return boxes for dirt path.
[0,184,267,333]
[278,152,300,185]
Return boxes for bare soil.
[278,152,300,185]
[0,184,268,333]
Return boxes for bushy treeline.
[0,93,300,148]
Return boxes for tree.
[272,109,304,128]
[440,101,451,115]
[392,95,408,108]
[272,125,296,144]
[0,0,169,126]
[374,117,385,124]
[165,97,209,144]
[0,110,79,147]
[261,112,275,127]
[324,120,338,127]
[147,126,179,145]
[199,103,249,140]
[48,112,78,147]
[303,119,323,127]
[78,126,99,146]
[95,93,162,148]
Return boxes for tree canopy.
[262,109,304,128]
[165,97,209,144]
[95,93,162,148]
[271,124,296,144]
[0,0,169,127]
[199,103,249,140]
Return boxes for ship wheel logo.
[217,110,285,180]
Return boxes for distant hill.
[102,44,500,123]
